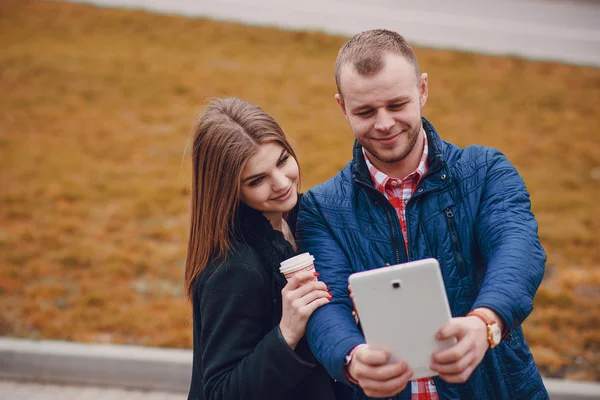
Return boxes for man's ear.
[419,73,429,109]
[335,93,348,118]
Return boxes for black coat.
[188,201,338,400]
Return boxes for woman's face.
[240,142,299,218]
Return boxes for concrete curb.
[0,338,190,393]
[1,338,599,399]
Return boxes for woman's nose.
[272,170,289,190]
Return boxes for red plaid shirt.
[364,130,438,400]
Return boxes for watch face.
[491,326,502,345]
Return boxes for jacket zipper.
[445,208,466,276]
[355,178,405,265]
[385,208,403,264]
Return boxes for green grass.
[1,0,599,380]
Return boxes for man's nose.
[374,110,395,132]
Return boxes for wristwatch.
[467,310,502,349]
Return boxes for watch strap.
[467,310,495,326]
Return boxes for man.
[296,29,548,399]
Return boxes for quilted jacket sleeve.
[296,191,366,386]
[198,260,317,400]
[471,148,546,330]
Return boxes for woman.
[185,97,337,400]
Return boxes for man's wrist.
[343,345,362,384]
[467,308,503,349]
[471,307,505,332]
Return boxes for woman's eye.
[249,177,264,187]
[277,154,290,167]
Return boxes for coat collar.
[351,117,448,191]
[234,195,302,290]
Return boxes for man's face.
[336,53,428,168]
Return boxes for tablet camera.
[392,280,401,289]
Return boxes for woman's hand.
[279,270,332,349]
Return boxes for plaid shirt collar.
[363,129,429,190]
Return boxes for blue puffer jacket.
[296,118,548,400]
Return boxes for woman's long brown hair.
[184,98,299,300]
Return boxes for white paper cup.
[279,252,316,281]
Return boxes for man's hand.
[348,344,414,398]
[348,285,359,325]
[430,316,489,383]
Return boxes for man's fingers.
[351,347,412,397]
[438,359,478,383]
[358,366,414,398]
[436,320,464,340]
[355,360,409,382]
[355,346,391,365]
[431,334,471,364]
[431,349,475,374]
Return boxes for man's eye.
[357,110,374,118]
[389,103,406,110]
[249,177,264,187]
[277,154,290,167]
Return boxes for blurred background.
[1,0,599,396]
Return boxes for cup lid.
[279,252,315,273]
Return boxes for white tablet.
[348,258,456,379]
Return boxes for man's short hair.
[334,29,421,98]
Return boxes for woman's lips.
[271,186,292,201]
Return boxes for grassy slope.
[0,0,599,380]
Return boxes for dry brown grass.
[1,0,599,381]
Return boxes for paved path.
[3,338,600,399]
[0,380,184,400]
[69,0,600,66]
